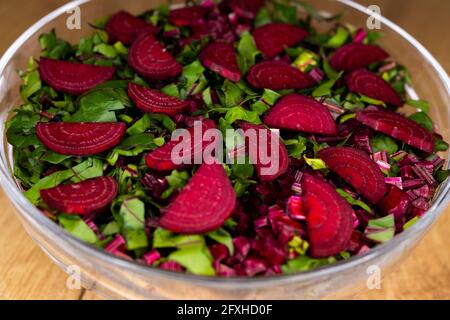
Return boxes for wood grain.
[0,0,449,300]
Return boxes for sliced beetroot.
[329,43,389,71]
[378,185,411,220]
[105,11,159,45]
[264,94,337,136]
[160,163,236,234]
[36,122,126,156]
[199,42,241,82]
[319,147,387,204]
[128,33,182,81]
[168,6,208,27]
[41,177,118,215]
[238,122,289,181]
[128,83,188,116]
[145,120,217,171]
[247,61,316,90]
[356,109,435,153]
[252,23,308,58]
[39,58,115,95]
[346,69,402,107]
[229,0,264,19]
[302,173,354,258]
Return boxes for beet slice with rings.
[329,43,389,71]
[238,122,289,182]
[199,42,241,82]
[356,109,435,153]
[36,122,126,156]
[128,33,182,81]
[252,23,308,59]
[40,177,118,215]
[159,163,236,234]
[105,11,159,45]
[229,0,264,19]
[264,94,338,136]
[145,120,217,171]
[39,58,115,96]
[346,69,402,107]
[302,173,354,258]
[319,147,387,204]
[378,185,411,219]
[168,6,208,26]
[247,61,316,90]
[128,83,188,116]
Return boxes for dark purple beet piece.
[378,185,411,219]
[160,163,236,234]
[168,6,208,27]
[145,120,216,171]
[264,94,337,135]
[302,173,354,258]
[329,43,389,71]
[39,58,115,96]
[128,83,188,116]
[128,33,182,80]
[36,122,126,156]
[105,11,159,45]
[247,61,316,90]
[319,147,387,203]
[200,42,241,82]
[252,23,308,58]
[346,69,402,107]
[41,177,118,215]
[356,109,435,153]
[238,122,289,181]
[229,0,264,19]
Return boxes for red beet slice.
[105,11,159,45]
[252,23,308,59]
[356,109,435,153]
[199,42,241,82]
[346,69,402,107]
[41,177,118,215]
[128,83,188,116]
[319,147,387,204]
[229,0,264,19]
[168,6,208,26]
[264,94,337,136]
[378,185,411,219]
[238,122,289,181]
[247,61,316,90]
[128,33,182,81]
[302,173,354,258]
[39,58,115,96]
[145,120,217,171]
[160,163,236,234]
[329,43,389,71]
[36,122,126,156]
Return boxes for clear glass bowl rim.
[0,0,449,289]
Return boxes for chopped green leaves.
[117,198,148,250]
[336,188,371,212]
[237,32,260,74]
[371,134,399,155]
[365,214,395,243]
[59,214,98,244]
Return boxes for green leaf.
[403,216,419,230]
[284,136,308,159]
[312,71,343,97]
[20,70,42,100]
[161,170,190,200]
[58,214,98,244]
[168,243,215,276]
[118,198,148,250]
[224,106,262,125]
[435,139,449,152]
[70,88,130,122]
[237,32,260,74]
[161,83,180,98]
[359,94,385,106]
[101,221,120,236]
[282,255,336,273]
[336,188,371,213]
[370,134,399,155]
[153,227,204,248]
[207,228,234,255]
[182,60,205,94]
[365,214,395,243]
[107,133,158,166]
[408,112,433,132]
[406,99,429,113]
[222,80,244,107]
[304,156,327,170]
[250,89,281,115]
[325,27,349,48]
[93,43,118,58]
[273,1,298,24]
[254,8,272,27]
[39,29,73,59]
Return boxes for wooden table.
[0,0,449,300]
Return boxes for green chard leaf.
[336,188,371,213]
[168,243,215,276]
[161,170,190,200]
[117,198,148,250]
[370,134,399,155]
[237,32,260,74]
[284,136,308,159]
[408,112,433,132]
[365,214,395,243]
[58,214,98,244]
[406,99,429,113]
[207,228,234,255]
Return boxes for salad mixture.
[6,0,449,277]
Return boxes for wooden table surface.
[0,0,449,300]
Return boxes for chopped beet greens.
[7,0,449,277]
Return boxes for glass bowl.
[0,0,449,300]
